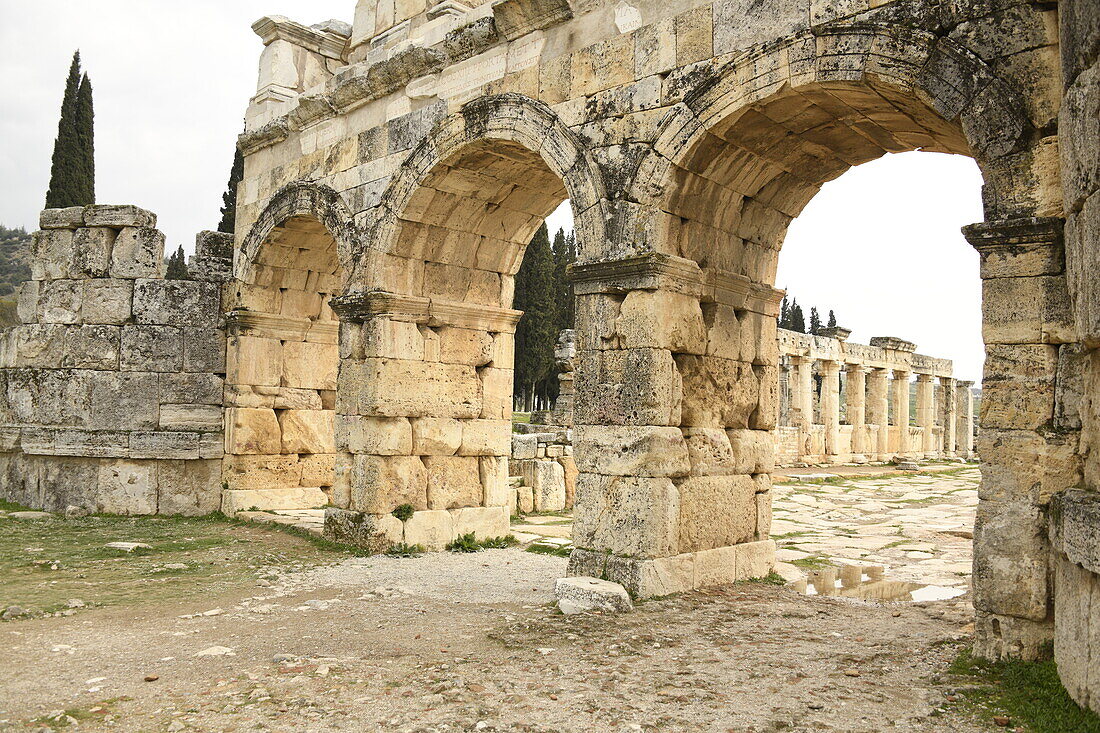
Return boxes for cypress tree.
[827,309,837,330]
[165,246,190,280]
[790,302,806,333]
[217,148,244,234]
[779,296,789,330]
[513,224,557,411]
[551,227,575,332]
[46,51,95,208]
[809,306,821,335]
[74,71,95,205]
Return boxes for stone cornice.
[962,216,1063,250]
[252,16,349,60]
[331,291,522,332]
[225,310,339,342]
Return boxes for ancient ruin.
[1,0,1098,714]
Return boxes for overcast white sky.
[0,2,985,381]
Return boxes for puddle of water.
[790,565,966,603]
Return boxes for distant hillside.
[0,225,32,327]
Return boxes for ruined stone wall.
[1052,0,1100,714]
[0,206,226,515]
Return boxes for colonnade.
[775,330,975,466]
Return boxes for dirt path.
[0,549,984,732]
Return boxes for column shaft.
[821,361,841,459]
[916,374,936,457]
[846,365,867,458]
[891,370,911,457]
[940,377,958,456]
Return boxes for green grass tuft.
[391,504,415,522]
[739,571,787,586]
[525,543,572,558]
[384,543,425,558]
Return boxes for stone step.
[221,487,329,516]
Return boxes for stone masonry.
[2,0,1099,713]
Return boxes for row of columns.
[782,357,974,463]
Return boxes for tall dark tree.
[513,223,557,411]
[46,52,95,208]
[827,309,837,329]
[809,306,822,335]
[789,301,806,333]
[551,227,575,332]
[165,246,189,280]
[217,148,244,234]
[779,296,790,330]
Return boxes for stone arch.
[346,93,607,296]
[221,182,356,512]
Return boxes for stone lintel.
[1050,490,1100,576]
[491,0,573,41]
[869,336,917,352]
[252,15,349,60]
[704,269,784,317]
[963,217,1065,279]
[225,310,339,342]
[331,290,521,332]
[238,118,291,156]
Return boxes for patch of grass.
[384,543,425,558]
[739,571,787,586]
[446,533,518,552]
[0,498,33,512]
[772,530,811,540]
[948,649,1100,732]
[526,543,572,558]
[391,504,415,522]
[480,535,519,549]
[790,555,833,570]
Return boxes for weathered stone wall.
[0,207,227,515]
[1053,0,1100,713]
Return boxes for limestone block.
[63,325,121,370]
[160,373,223,405]
[88,372,159,430]
[225,407,281,455]
[72,227,114,278]
[973,499,1050,621]
[96,460,158,515]
[692,545,739,588]
[133,279,220,327]
[479,367,513,419]
[514,459,566,511]
[981,344,1057,430]
[982,274,1074,345]
[438,327,493,366]
[403,509,454,551]
[182,328,226,374]
[281,340,339,391]
[39,207,85,230]
[574,425,691,477]
[411,417,462,455]
[682,428,736,475]
[573,473,679,558]
[157,459,222,515]
[5,367,90,425]
[480,455,511,506]
[676,475,757,552]
[81,279,133,325]
[323,508,403,552]
[1061,59,1099,210]
[222,454,301,490]
[227,336,282,387]
[356,318,425,360]
[735,539,777,580]
[704,304,740,358]
[459,419,511,456]
[713,0,806,55]
[121,325,183,372]
[575,348,683,426]
[451,505,510,539]
[38,279,82,323]
[279,409,335,454]
[424,455,483,510]
[336,415,413,454]
[221,487,328,515]
[21,428,128,459]
[1053,556,1100,713]
[556,577,633,615]
[111,227,165,279]
[342,358,481,418]
[160,404,223,432]
[516,484,534,513]
[1049,490,1100,575]
[676,355,759,428]
[300,453,335,487]
[560,454,578,509]
[31,229,74,280]
[274,387,323,410]
[512,433,538,459]
[350,454,427,513]
[16,281,38,324]
[755,490,772,540]
[84,204,156,228]
[726,429,775,474]
[751,365,779,430]
[615,290,706,354]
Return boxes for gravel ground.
[0,549,986,732]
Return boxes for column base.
[567,540,776,598]
[973,611,1053,662]
[847,454,869,464]
[323,506,510,551]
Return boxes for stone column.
[940,377,958,457]
[891,370,911,457]
[956,380,975,458]
[846,364,867,461]
[866,368,890,461]
[566,254,777,598]
[790,356,813,432]
[778,361,791,427]
[820,360,841,461]
[964,217,1078,661]
[915,373,936,458]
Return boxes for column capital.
[962,216,1064,278]
[845,363,868,374]
[892,369,911,380]
[915,373,935,383]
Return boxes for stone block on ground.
[221,487,328,515]
[556,576,634,615]
[322,508,403,551]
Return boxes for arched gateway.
[4,0,1099,712]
